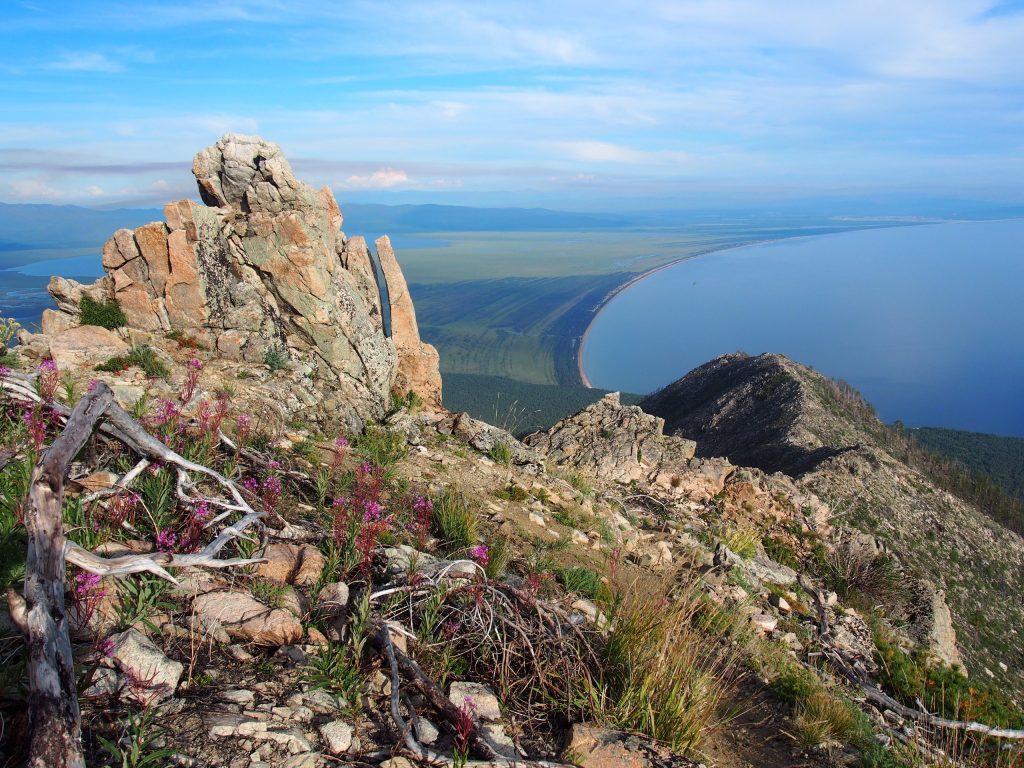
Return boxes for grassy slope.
[910,427,1024,501]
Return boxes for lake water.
[582,219,1024,436]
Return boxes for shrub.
[96,345,170,379]
[263,344,289,371]
[79,295,127,329]
[431,488,480,555]
[484,535,512,580]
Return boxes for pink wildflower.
[23,406,47,452]
[235,413,252,445]
[0,365,11,380]
[86,378,100,392]
[155,528,177,552]
[362,499,383,522]
[469,544,490,567]
[178,358,203,405]
[37,359,59,402]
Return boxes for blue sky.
[1,0,1023,211]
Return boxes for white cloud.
[48,51,122,72]
[85,184,104,196]
[8,179,62,199]
[343,168,410,189]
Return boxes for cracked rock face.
[45,133,441,429]
[523,392,697,483]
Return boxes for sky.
[1,0,1023,211]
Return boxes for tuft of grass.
[431,488,480,555]
[564,471,593,497]
[79,295,126,329]
[96,345,170,379]
[354,427,406,468]
[494,483,529,502]
[484,535,512,580]
[596,571,740,753]
[791,692,860,749]
[725,527,759,560]
[824,543,904,610]
[558,567,606,601]
[488,441,513,465]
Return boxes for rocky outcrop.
[523,392,697,483]
[906,579,965,672]
[43,134,441,428]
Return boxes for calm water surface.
[582,220,1024,435]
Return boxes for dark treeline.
[909,427,1024,502]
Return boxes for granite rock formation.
[41,134,441,429]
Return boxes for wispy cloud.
[342,168,410,189]
[47,51,122,72]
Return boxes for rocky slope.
[644,352,1024,693]
[24,134,440,430]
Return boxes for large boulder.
[43,134,441,430]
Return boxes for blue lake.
[582,219,1024,436]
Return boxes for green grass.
[96,345,169,379]
[431,488,480,554]
[78,295,126,330]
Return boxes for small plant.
[79,295,127,329]
[494,483,529,502]
[558,567,605,601]
[250,579,288,609]
[564,471,593,497]
[489,441,513,465]
[431,488,479,555]
[0,317,20,355]
[354,426,406,467]
[263,344,289,371]
[96,346,170,379]
[97,705,175,768]
[824,542,904,609]
[115,575,175,633]
[597,571,740,752]
[484,536,512,579]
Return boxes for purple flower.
[74,572,104,596]
[334,436,349,448]
[186,357,204,371]
[0,366,11,380]
[152,399,180,426]
[156,528,177,552]
[362,500,383,522]
[38,359,58,374]
[268,459,281,470]
[413,496,433,514]
[243,477,260,493]
[87,378,100,392]
[469,544,490,567]
[192,501,211,521]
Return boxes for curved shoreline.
[575,240,769,388]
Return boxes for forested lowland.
[909,427,1024,501]
[442,373,643,436]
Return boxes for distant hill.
[910,426,1024,501]
[442,373,642,437]
[0,202,161,252]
